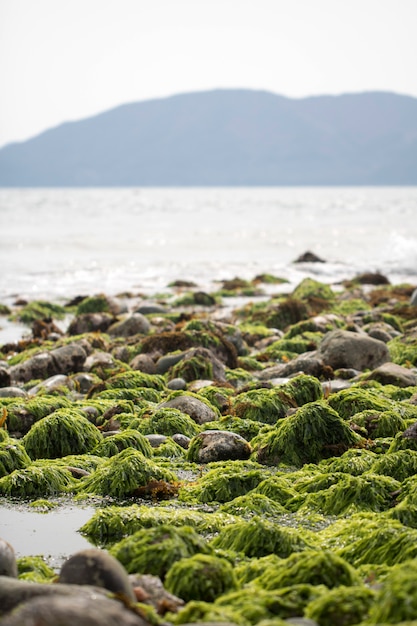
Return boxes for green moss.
[256,549,360,589]
[136,407,201,438]
[232,388,290,424]
[0,438,31,477]
[220,493,287,517]
[110,524,211,579]
[165,553,237,602]
[255,401,361,467]
[92,429,153,458]
[77,449,177,498]
[368,560,417,623]
[0,463,74,497]
[179,462,267,504]
[210,516,314,558]
[305,584,375,626]
[17,555,55,582]
[15,300,67,324]
[22,409,102,459]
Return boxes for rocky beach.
[1,268,417,625]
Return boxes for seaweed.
[254,401,361,467]
[281,374,324,406]
[15,300,67,324]
[22,409,102,459]
[210,516,315,558]
[17,555,55,582]
[0,438,31,477]
[219,493,287,518]
[232,388,290,424]
[136,407,201,438]
[76,295,110,314]
[92,429,154,458]
[234,554,282,586]
[371,449,417,482]
[328,387,394,419]
[170,352,214,382]
[254,549,360,589]
[152,437,187,459]
[105,370,166,391]
[253,474,298,505]
[196,385,235,413]
[368,559,417,623]
[5,395,71,433]
[110,524,211,579]
[165,553,237,602]
[94,387,161,404]
[0,462,74,497]
[170,600,244,626]
[388,331,417,366]
[203,415,268,441]
[349,409,407,439]
[319,448,377,476]
[305,584,375,626]
[77,448,177,498]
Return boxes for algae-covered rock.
[255,549,360,590]
[318,329,389,370]
[255,401,361,467]
[158,392,220,424]
[210,516,314,558]
[365,361,417,387]
[0,463,74,497]
[319,448,376,476]
[165,553,237,602]
[368,559,417,623]
[371,449,417,482]
[0,438,31,477]
[17,555,55,582]
[328,386,394,419]
[78,448,177,498]
[110,524,211,579]
[92,429,153,458]
[170,347,227,382]
[305,584,375,626]
[4,395,72,434]
[388,329,417,366]
[232,388,290,424]
[280,374,323,406]
[22,409,102,459]
[104,370,166,391]
[349,409,407,439]
[220,493,287,517]
[137,407,201,439]
[187,430,252,463]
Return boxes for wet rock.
[188,430,252,463]
[50,344,88,374]
[128,573,184,614]
[58,548,135,602]
[258,354,330,380]
[0,369,11,388]
[364,322,401,342]
[108,313,150,337]
[0,387,27,398]
[354,272,390,285]
[27,374,74,396]
[156,352,187,374]
[167,377,187,390]
[7,342,87,384]
[67,312,114,335]
[130,354,156,374]
[112,346,131,362]
[193,291,216,306]
[317,329,389,371]
[84,352,115,372]
[135,303,167,315]
[73,373,99,394]
[172,433,190,449]
[364,362,417,388]
[158,395,218,424]
[168,347,227,383]
[145,434,168,448]
[0,591,148,625]
[410,288,417,306]
[294,251,325,263]
[0,539,17,578]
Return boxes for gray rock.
[167,377,187,390]
[364,362,417,388]
[112,346,131,363]
[67,313,114,336]
[0,540,17,578]
[189,430,252,463]
[130,354,157,374]
[156,352,187,374]
[0,387,27,398]
[321,379,352,394]
[0,591,148,625]
[27,374,74,396]
[258,354,328,380]
[9,352,56,383]
[84,352,115,372]
[58,548,135,602]
[108,313,150,337]
[410,288,417,306]
[317,329,389,371]
[128,573,184,613]
[0,368,11,388]
[145,434,168,448]
[72,373,98,394]
[158,395,218,424]
[171,433,190,449]
[135,303,167,315]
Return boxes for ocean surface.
[1,187,417,305]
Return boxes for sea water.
[1,187,417,304]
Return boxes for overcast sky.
[1,0,416,148]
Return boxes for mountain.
[1,89,417,186]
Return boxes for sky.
[1,0,416,148]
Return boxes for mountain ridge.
[1,88,416,186]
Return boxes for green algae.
[225,367,256,387]
[232,388,290,424]
[179,462,268,504]
[0,438,31,477]
[105,370,166,391]
[170,353,214,382]
[388,428,417,453]
[281,373,324,406]
[253,474,298,505]
[319,448,377,476]
[328,387,395,419]
[0,463,74,497]
[92,429,154,458]
[203,415,268,441]
[234,554,282,586]
[136,407,201,438]
[349,409,407,439]
[368,560,417,623]
[15,300,67,324]
[4,396,72,433]
[80,503,236,544]
[196,385,235,413]
[170,599,244,625]
[292,277,335,303]
[219,493,287,517]
[76,295,110,314]
[255,549,360,590]
[254,401,361,467]
[210,516,315,558]
[22,409,102,459]
[165,553,237,602]
[17,555,55,582]
[94,387,161,403]
[110,524,211,579]
[371,449,417,482]
[152,437,187,459]
[77,448,177,498]
[264,335,319,358]
[305,584,375,626]
[388,331,417,366]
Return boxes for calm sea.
[1,187,417,304]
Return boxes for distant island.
[0,89,416,186]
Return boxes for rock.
[27,374,74,396]
[364,362,417,388]
[188,430,251,463]
[84,352,115,372]
[317,329,389,371]
[167,347,227,383]
[129,354,156,374]
[193,291,216,306]
[0,539,17,578]
[135,303,167,315]
[354,272,390,285]
[0,387,27,398]
[72,373,99,394]
[258,354,331,380]
[158,395,218,425]
[171,433,190,449]
[294,251,325,263]
[167,378,187,390]
[67,313,114,335]
[128,573,184,614]
[0,369,11,388]
[58,548,135,602]
[8,343,87,384]
[108,314,150,337]
[145,434,168,448]
[156,352,187,374]
[364,322,400,342]
[0,590,148,625]
[410,288,417,306]
[111,346,131,362]
[49,344,88,374]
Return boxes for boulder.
[364,362,417,388]
[67,313,114,336]
[158,395,218,425]
[317,329,389,371]
[9,343,87,383]
[0,369,11,388]
[108,314,150,337]
[188,430,251,463]
[0,539,17,578]
[129,354,156,374]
